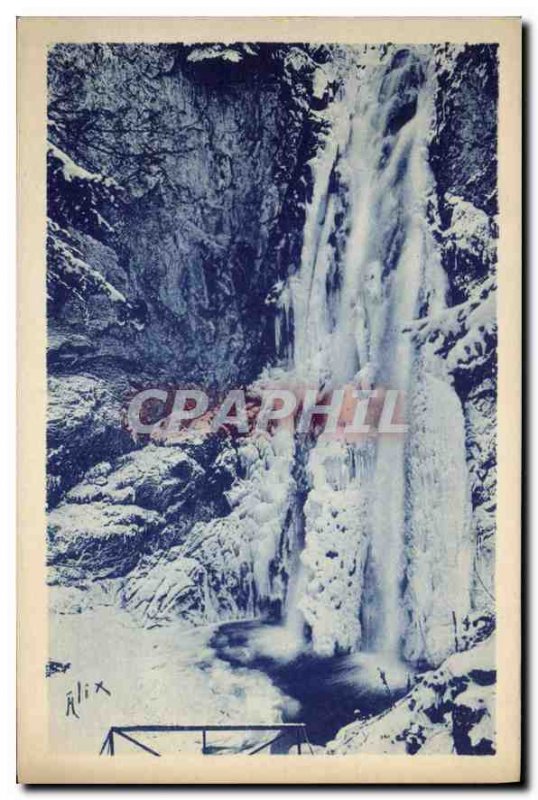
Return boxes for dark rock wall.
[47,43,322,389]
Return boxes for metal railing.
[100,723,311,756]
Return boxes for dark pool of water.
[210,621,415,747]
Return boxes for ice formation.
[271,47,475,663]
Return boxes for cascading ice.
[275,45,473,665]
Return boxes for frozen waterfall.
[277,46,473,665]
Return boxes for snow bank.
[327,637,495,755]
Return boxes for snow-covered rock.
[48,442,216,585]
[65,444,203,512]
[121,551,212,627]
[47,374,134,506]
[48,501,164,581]
[327,637,496,755]
[121,430,297,626]
[427,44,498,615]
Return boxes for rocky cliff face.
[46,41,326,498]
[47,42,325,621]
[47,44,329,389]
[47,44,498,673]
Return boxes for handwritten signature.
[65,680,112,719]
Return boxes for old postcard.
[17,17,521,783]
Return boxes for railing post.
[202,729,207,754]
[297,728,301,755]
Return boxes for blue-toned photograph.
[46,41,498,757]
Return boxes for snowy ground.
[48,601,298,756]
[49,600,495,757]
